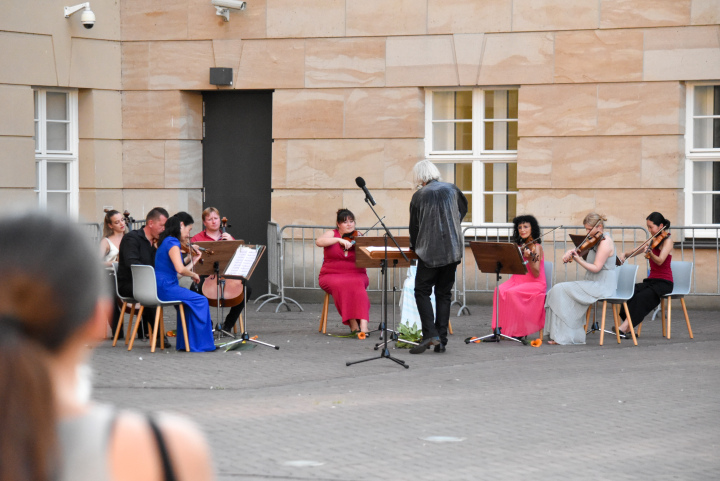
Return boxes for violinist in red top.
[614,212,674,337]
[316,208,370,336]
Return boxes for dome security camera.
[81,8,95,29]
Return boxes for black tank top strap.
[147,416,178,481]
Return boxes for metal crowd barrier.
[81,222,102,244]
[254,222,303,312]
[263,224,411,312]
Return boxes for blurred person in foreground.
[0,211,213,481]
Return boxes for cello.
[201,217,245,307]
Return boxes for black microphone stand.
[346,195,409,369]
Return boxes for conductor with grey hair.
[408,160,468,354]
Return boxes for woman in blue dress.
[155,212,216,352]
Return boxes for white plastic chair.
[639,261,694,340]
[596,264,639,346]
[127,265,190,353]
[111,262,136,347]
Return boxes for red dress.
[319,230,370,324]
[491,255,547,337]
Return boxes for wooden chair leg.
[612,304,622,344]
[599,301,608,346]
[680,298,693,339]
[623,302,637,346]
[449,320,453,335]
[237,313,243,334]
[160,307,166,350]
[538,329,544,340]
[125,305,136,346]
[661,298,667,337]
[151,307,162,353]
[113,301,128,347]
[666,297,672,339]
[128,306,144,351]
[178,305,190,352]
[319,292,329,334]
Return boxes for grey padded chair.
[638,261,694,340]
[111,262,137,347]
[596,264,639,346]
[128,265,190,353]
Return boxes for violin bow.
[623,225,667,263]
[520,226,563,249]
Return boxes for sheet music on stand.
[224,246,259,278]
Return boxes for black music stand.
[465,241,528,344]
[194,240,244,338]
[214,245,279,351]
[346,213,410,369]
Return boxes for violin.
[341,230,360,257]
[202,217,245,308]
[646,231,670,258]
[565,232,604,264]
[518,236,540,263]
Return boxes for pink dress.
[318,230,370,324]
[491,255,547,337]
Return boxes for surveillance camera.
[81,8,95,29]
[211,0,246,11]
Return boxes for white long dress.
[544,245,617,345]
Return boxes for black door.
[202,91,273,290]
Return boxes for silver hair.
[412,160,441,186]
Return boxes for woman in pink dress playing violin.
[491,215,547,340]
[316,208,371,335]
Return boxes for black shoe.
[434,344,446,353]
[163,336,172,348]
[612,326,628,339]
[410,337,440,354]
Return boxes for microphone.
[355,177,376,206]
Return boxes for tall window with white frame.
[34,88,79,216]
[425,88,518,226]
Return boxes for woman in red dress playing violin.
[316,209,371,335]
[614,212,674,337]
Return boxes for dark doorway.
[202,90,273,290]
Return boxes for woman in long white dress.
[545,213,617,345]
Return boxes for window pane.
[508,163,518,192]
[47,192,69,215]
[463,193,472,222]
[47,122,68,150]
[693,86,720,116]
[455,91,472,120]
[35,162,40,191]
[433,121,472,151]
[693,118,720,149]
[433,91,471,120]
[434,163,455,183]
[485,90,518,120]
[508,90,519,119]
[455,163,472,190]
[34,121,39,151]
[34,90,38,119]
[46,92,68,120]
[692,193,720,224]
[47,162,68,190]
[693,161,719,191]
[484,121,517,150]
[483,194,517,223]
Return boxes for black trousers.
[193,277,252,331]
[414,259,458,345]
[619,278,673,326]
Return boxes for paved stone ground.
[92,300,720,481]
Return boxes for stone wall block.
[515,189,596,227]
[428,0,511,34]
[188,0,267,39]
[305,38,386,88]
[267,0,345,38]
[517,138,553,189]
[555,29,643,83]
[79,139,123,189]
[122,140,165,188]
[79,90,123,140]
[123,189,201,221]
[641,136,685,189]
[478,32,554,85]
[236,39,305,89]
[519,84,598,137]
[120,0,188,41]
[121,42,151,90]
[69,39,122,90]
[122,91,202,140]
[0,85,34,136]
[0,137,35,188]
[453,34,485,86]
[600,0,691,29]
[272,140,288,189]
[212,39,244,84]
[597,82,685,136]
[691,0,720,25]
[382,139,424,189]
[386,36,458,87]
[344,88,425,139]
[285,140,385,189]
[550,137,642,189]
[0,32,57,85]
[165,140,203,189]
[78,190,125,224]
[342,189,414,227]
[124,41,215,90]
[644,26,720,81]
[512,0,599,31]
[595,190,679,228]
[347,0,427,37]
[271,190,343,227]
[272,89,345,139]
